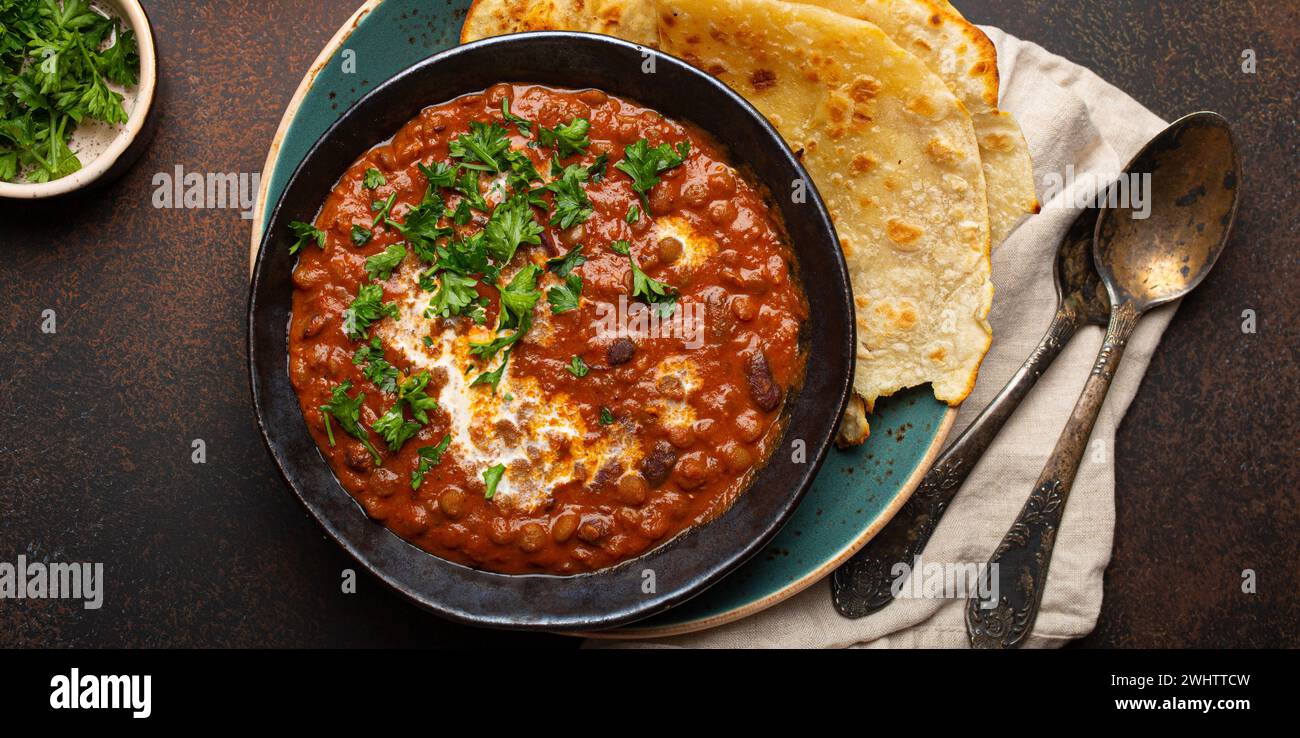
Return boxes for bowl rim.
[0,0,158,199]
[248,30,856,630]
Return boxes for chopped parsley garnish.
[497,263,542,330]
[470,349,511,393]
[320,381,381,463]
[364,168,386,189]
[567,355,589,377]
[419,161,458,189]
[547,273,582,314]
[350,225,372,247]
[364,242,406,281]
[289,221,326,255]
[545,162,593,229]
[469,317,528,359]
[454,167,489,212]
[588,153,609,182]
[504,149,542,193]
[538,117,591,158]
[616,138,691,207]
[599,407,615,425]
[546,244,586,277]
[388,199,450,258]
[483,193,543,264]
[372,403,421,452]
[370,192,397,226]
[501,98,532,137]
[425,271,481,320]
[436,231,499,284]
[625,203,641,224]
[396,371,440,424]
[411,434,452,490]
[342,282,398,340]
[610,240,677,316]
[353,338,399,394]
[450,120,511,172]
[452,199,473,225]
[482,463,506,500]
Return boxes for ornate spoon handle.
[831,304,1083,618]
[966,300,1140,648]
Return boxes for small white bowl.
[0,0,158,199]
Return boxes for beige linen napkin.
[591,28,1170,648]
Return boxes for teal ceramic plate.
[249,0,956,638]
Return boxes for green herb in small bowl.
[0,0,155,198]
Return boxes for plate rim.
[246,0,958,639]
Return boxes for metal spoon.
[831,206,1110,618]
[966,111,1242,648]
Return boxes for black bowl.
[249,32,854,630]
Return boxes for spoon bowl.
[1095,112,1242,309]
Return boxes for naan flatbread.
[791,0,1038,246]
[461,0,998,445]
[654,0,992,417]
[461,0,658,45]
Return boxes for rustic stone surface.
[0,0,1294,647]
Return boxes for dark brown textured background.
[0,0,1294,648]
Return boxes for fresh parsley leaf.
[482,463,506,500]
[396,371,440,424]
[547,273,583,314]
[616,138,691,206]
[353,339,399,394]
[320,381,382,463]
[545,162,592,229]
[372,403,421,452]
[364,242,406,280]
[388,199,451,256]
[454,167,489,212]
[411,434,452,490]
[599,407,615,425]
[588,153,609,182]
[450,120,511,172]
[425,271,481,320]
[610,240,677,316]
[370,192,397,226]
[471,349,511,394]
[436,231,499,283]
[538,118,591,157]
[419,161,458,189]
[501,98,532,136]
[546,244,585,278]
[351,224,372,247]
[452,199,473,225]
[504,149,541,193]
[498,263,542,330]
[364,167,386,188]
[289,221,326,255]
[342,282,398,340]
[469,312,529,359]
[625,203,641,224]
[483,193,543,264]
[567,355,589,377]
